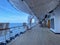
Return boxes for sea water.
[9,23,25,34]
[9,23,23,27]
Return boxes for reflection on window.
[50,18,54,29]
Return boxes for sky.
[0,0,30,23]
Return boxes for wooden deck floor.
[7,25,60,45]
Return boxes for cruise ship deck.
[7,24,60,45]
[0,0,60,45]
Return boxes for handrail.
[0,26,23,31]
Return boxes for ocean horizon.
[9,23,23,28]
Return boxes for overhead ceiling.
[9,0,60,20]
[24,0,60,18]
[9,0,34,15]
